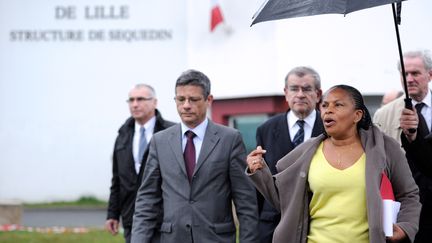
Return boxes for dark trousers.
[414,220,432,243]
[258,220,278,243]
[414,228,431,243]
[123,226,131,243]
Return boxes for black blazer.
[402,121,432,230]
[107,110,175,227]
[402,130,432,177]
[255,111,324,220]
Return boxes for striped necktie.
[292,120,305,148]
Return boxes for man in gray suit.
[131,69,259,243]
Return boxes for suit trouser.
[124,226,131,243]
[258,219,278,243]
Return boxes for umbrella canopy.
[252,0,403,25]
[251,0,414,125]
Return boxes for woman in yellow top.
[247,84,420,243]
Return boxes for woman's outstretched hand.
[247,146,267,173]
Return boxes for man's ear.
[316,89,323,100]
[207,94,214,105]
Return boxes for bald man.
[381,90,404,106]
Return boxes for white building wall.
[0,0,431,202]
[0,0,187,202]
[188,0,432,98]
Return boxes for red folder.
[380,172,395,200]
[380,171,400,237]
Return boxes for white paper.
[393,201,401,223]
[382,200,401,237]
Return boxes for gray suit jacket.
[132,120,259,243]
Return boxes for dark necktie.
[138,126,147,163]
[415,103,429,136]
[292,120,305,148]
[184,131,196,182]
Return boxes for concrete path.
[22,208,107,228]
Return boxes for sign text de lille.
[10,5,173,42]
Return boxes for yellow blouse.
[307,142,369,243]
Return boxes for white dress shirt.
[181,118,208,164]
[287,109,317,142]
[412,90,432,132]
[133,116,156,173]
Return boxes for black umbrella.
[251,0,414,125]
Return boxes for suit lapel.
[167,125,188,178]
[311,112,325,137]
[194,121,219,176]
[273,114,294,151]
[277,110,324,151]
[123,129,139,178]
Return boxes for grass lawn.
[0,229,123,243]
[2,196,116,242]
[24,196,107,209]
[3,197,241,242]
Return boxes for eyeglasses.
[126,97,154,103]
[287,85,315,94]
[174,96,204,105]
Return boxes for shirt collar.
[412,90,432,108]
[135,116,156,132]
[287,109,317,129]
[181,118,208,140]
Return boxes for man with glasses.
[254,66,324,243]
[131,70,259,243]
[106,84,175,243]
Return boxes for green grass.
[23,196,107,209]
[0,228,240,243]
[0,230,123,243]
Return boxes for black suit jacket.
[402,121,432,237]
[402,131,432,178]
[107,109,175,227]
[255,111,324,221]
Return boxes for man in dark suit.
[106,84,175,243]
[396,50,432,243]
[131,69,259,243]
[255,66,324,243]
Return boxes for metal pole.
[392,2,415,133]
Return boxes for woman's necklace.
[336,144,354,167]
[327,139,358,168]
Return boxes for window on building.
[229,114,268,153]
